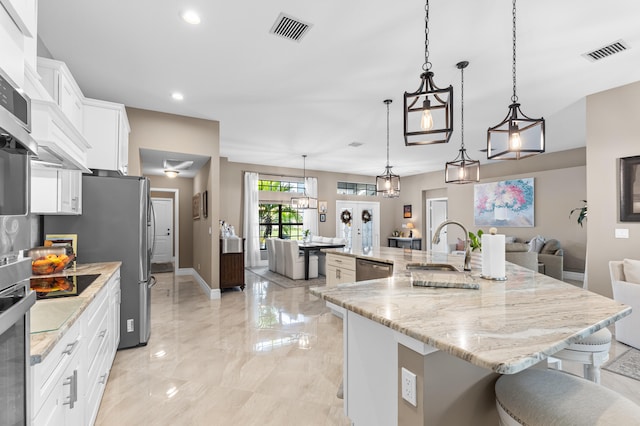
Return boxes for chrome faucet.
[432,220,471,271]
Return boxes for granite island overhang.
[311,247,631,425]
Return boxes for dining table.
[297,241,346,279]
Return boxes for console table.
[387,237,422,250]
[220,238,245,290]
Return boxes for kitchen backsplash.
[0,215,33,256]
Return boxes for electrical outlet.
[615,228,629,239]
[127,319,134,332]
[401,367,417,406]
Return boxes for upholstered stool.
[547,328,612,384]
[495,369,640,425]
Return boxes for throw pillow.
[527,235,545,253]
[623,258,640,284]
[540,239,561,255]
[455,238,465,251]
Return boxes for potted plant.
[570,200,587,227]
[303,229,311,242]
[468,229,484,251]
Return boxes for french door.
[335,201,380,252]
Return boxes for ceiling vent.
[582,39,629,62]
[348,142,363,148]
[269,13,312,42]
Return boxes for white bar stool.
[547,327,611,384]
[495,368,640,425]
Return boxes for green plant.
[468,229,484,251]
[570,200,587,227]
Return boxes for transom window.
[337,181,377,196]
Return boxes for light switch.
[615,228,629,239]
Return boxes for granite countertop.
[312,248,631,374]
[30,262,121,365]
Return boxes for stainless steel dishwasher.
[355,259,393,281]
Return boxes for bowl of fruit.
[30,247,75,275]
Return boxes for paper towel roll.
[482,234,505,279]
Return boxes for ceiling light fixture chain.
[511,0,518,103]
[423,0,431,72]
[460,62,465,149]
[385,99,391,166]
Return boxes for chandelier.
[376,99,400,197]
[290,154,317,209]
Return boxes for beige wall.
[587,80,640,297]
[127,107,220,289]
[219,157,397,239]
[193,160,213,283]
[394,148,587,272]
[149,178,194,268]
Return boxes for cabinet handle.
[99,373,108,384]
[63,339,79,355]
[99,329,107,338]
[336,269,341,279]
[63,370,78,409]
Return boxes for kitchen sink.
[406,263,462,272]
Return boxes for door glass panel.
[361,208,373,253]
[339,208,353,250]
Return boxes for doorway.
[151,197,173,263]
[335,201,380,252]
[426,198,448,252]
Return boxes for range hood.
[30,99,91,172]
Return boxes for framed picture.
[193,193,201,220]
[319,201,328,214]
[320,213,326,222]
[403,205,412,218]
[620,155,640,221]
[202,190,209,218]
[474,178,535,227]
[45,234,78,261]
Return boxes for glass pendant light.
[445,61,480,184]
[487,0,545,160]
[291,155,318,209]
[376,99,400,197]
[403,0,453,146]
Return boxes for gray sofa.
[505,238,563,280]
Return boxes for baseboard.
[176,267,221,299]
[563,271,585,281]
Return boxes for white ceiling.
[37,1,640,178]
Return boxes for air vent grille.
[270,13,312,42]
[582,40,629,62]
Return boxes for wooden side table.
[220,238,245,290]
[387,237,422,250]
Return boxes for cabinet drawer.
[326,254,355,271]
[86,291,109,371]
[86,336,111,426]
[32,318,82,415]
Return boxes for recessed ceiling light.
[171,92,184,101]
[181,10,201,25]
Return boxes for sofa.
[505,236,564,280]
[609,260,640,349]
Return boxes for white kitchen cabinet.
[31,166,82,215]
[32,268,121,426]
[37,57,85,134]
[326,253,356,286]
[0,0,37,87]
[83,98,130,175]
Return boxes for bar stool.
[547,327,612,384]
[495,369,640,425]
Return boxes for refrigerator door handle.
[148,275,157,289]
[150,201,157,260]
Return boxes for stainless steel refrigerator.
[44,173,155,349]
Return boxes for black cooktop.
[30,274,100,300]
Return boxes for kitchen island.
[311,248,631,425]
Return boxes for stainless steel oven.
[0,257,36,426]
[0,69,37,216]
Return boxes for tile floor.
[95,270,639,425]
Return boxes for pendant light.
[376,99,400,197]
[290,155,317,209]
[403,0,453,146]
[487,0,545,160]
[445,61,480,184]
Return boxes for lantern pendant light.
[376,99,400,197]
[290,155,318,209]
[403,0,453,146]
[445,61,480,184]
[487,0,545,160]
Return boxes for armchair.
[284,240,318,280]
[266,238,276,272]
[609,260,640,349]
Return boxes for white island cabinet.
[31,264,121,426]
[83,99,130,175]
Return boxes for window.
[259,203,304,249]
[337,181,376,196]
